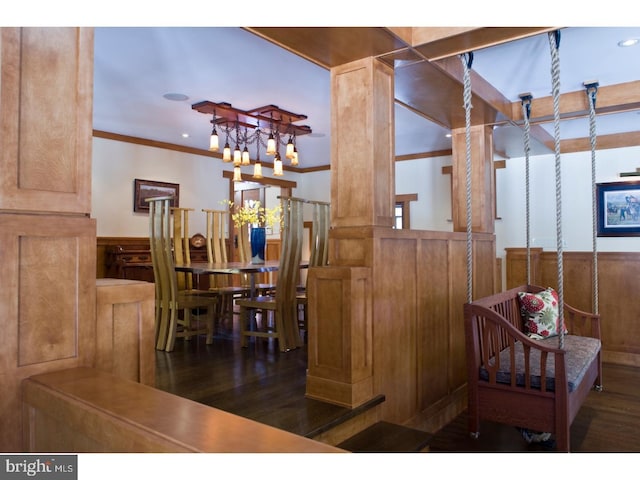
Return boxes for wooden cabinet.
[0,27,95,452]
[103,239,209,284]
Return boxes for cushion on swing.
[517,287,568,340]
[479,335,601,392]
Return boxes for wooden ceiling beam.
[510,80,640,123]
[410,27,557,61]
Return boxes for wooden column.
[330,57,395,233]
[306,57,394,408]
[0,27,96,452]
[451,125,495,234]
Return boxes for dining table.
[174,260,308,297]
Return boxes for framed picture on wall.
[597,180,640,236]
[133,179,180,213]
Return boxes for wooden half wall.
[506,248,640,366]
[307,227,497,427]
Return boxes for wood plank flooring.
[155,323,640,453]
[154,323,381,439]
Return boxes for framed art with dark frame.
[133,179,180,213]
[597,180,640,237]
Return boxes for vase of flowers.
[224,200,282,264]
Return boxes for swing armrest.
[563,302,601,340]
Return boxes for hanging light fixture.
[233,145,242,166]
[222,125,232,162]
[233,165,242,182]
[192,101,311,180]
[285,134,295,159]
[266,132,277,156]
[241,127,251,165]
[209,112,219,151]
[273,152,283,176]
[209,125,219,151]
[253,142,263,179]
[232,123,242,166]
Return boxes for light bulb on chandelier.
[209,124,219,152]
[273,152,283,176]
[242,146,250,165]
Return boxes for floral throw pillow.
[517,288,567,339]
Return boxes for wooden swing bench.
[463,284,603,452]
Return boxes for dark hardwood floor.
[154,319,382,439]
[155,318,640,453]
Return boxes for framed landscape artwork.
[596,180,640,236]
[133,179,180,213]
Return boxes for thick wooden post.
[451,125,495,234]
[306,57,394,408]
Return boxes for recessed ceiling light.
[445,133,452,138]
[618,38,639,47]
[181,133,190,138]
[163,92,189,101]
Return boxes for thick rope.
[521,97,532,285]
[461,53,473,303]
[548,32,564,349]
[587,85,599,314]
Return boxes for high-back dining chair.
[202,208,250,324]
[148,196,219,352]
[297,200,330,335]
[236,196,305,352]
[171,206,195,290]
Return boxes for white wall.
[395,155,454,232]
[495,146,640,257]
[92,137,640,260]
[92,137,303,237]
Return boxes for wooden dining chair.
[171,206,195,290]
[296,200,330,336]
[236,197,305,352]
[148,196,219,352]
[202,208,250,325]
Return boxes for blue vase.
[250,226,266,264]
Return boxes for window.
[394,194,417,229]
[394,204,404,229]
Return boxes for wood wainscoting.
[506,248,640,366]
[307,227,499,430]
[98,236,282,286]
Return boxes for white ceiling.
[92,26,640,169]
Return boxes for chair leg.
[206,306,214,345]
[155,302,170,351]
[183,308,193,341]
[165,308,179,352]
[240,305,249,348]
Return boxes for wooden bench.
[22,367,346,453]
[463,285,602,452]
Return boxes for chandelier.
[192,101,311,181]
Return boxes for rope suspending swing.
[548,30,565,349]
[460,51,474,303]
[520,93,533,285]
[585,81,600,314]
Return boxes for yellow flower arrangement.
[223,199,282,229]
